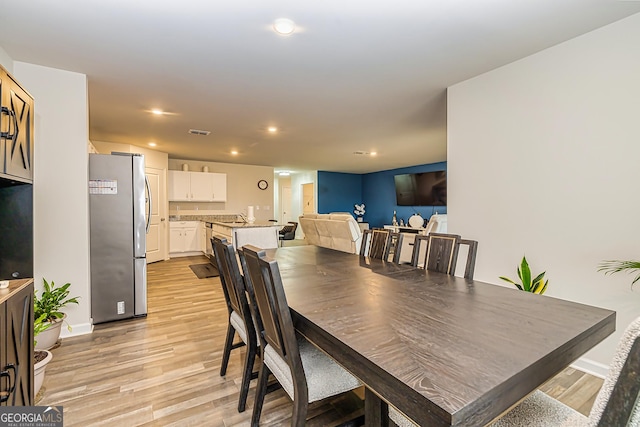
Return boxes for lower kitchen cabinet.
[169,221,201,256]
[1,279,34,406]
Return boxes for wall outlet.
[117,301,125,314]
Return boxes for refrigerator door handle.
[145,176,152,234]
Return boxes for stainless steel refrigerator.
[89,153,150,324]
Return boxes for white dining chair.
[390,316,640,427]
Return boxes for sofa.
[298,213,363,254]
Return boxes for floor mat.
[189,263,219,279]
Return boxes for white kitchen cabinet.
[168,170,227,202]
[210,173,227,202]
[169,221,201,256]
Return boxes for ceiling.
[1,1,639,174]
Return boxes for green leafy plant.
[34,313,51,347]
[34,278,80,327]
[598,260,640,288]
[499,256,548,294]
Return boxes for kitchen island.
[209,221,280,250]
[168,214,282,258]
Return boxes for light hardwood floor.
[38,254,603,426]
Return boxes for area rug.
[189,263,219,279]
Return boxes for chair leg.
[238,341,258,412]
[220,321,236,376]
[291,396,308,427]
[251,362,271,427]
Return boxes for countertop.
[0,278,34,304]
[209,221,281,228]
[169,214,236,222]
[169,215,280,228]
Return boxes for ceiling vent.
[353,151,369,155]
[188,129,211,136]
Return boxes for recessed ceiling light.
[370,151,377,156]
[267,126,278,133]
[273,18,295,35]
[231,150,238,155]
[148,142,157,147]
[148,109,177,116]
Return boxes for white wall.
[0,47,12,74]
[13,62,92,337]
[448,13,640,376]
[92,140,168,170]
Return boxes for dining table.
[263,245,616,427]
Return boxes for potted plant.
[499,256,549,294]
[34,278,80,350]
[34,314,53,397]
[598,260,640,288]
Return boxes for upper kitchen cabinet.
[168,170,227,202]
[0,66,34,184]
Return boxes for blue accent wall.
[363,162,447,228]
[317,171,363,215]
[317,162,447,228]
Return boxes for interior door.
[145,167,167,263]
[280,186,293,223]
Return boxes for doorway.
[280,186,293,223]
[145,167,167,263]
[302,183,315,214]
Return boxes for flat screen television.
[394,171,447,206]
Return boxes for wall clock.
[257,179,269,190]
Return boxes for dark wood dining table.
[264,245,616,427]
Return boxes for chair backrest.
[211,236,256,339]
[238,245,309,403]
[280,222,298,240]
[385,232,404,264]
[238,245,302,365]
[360,229,391,259]
[458,239,478,280]
[411,233,478,279]
[212,236,242,315]
[592,316,640,426]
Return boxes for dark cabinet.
[0,280,34,406]
[0,66,34,184]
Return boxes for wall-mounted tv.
[394,171,447,206]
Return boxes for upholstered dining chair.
[211,236,259,413]
[410,233,478,280]
[390,315,640,427]
[360,228,391,259]
[238,244,363,427]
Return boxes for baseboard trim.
[59,322,94,338]
[571,357,609,379]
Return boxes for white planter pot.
[35,316,64,351]
[34,350,53,396]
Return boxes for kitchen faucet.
[237,212,248,223]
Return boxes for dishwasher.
[205,222,214,261]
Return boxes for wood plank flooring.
[38,254,603,426]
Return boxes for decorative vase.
[34,350,53,396]
[35,315,64,351]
